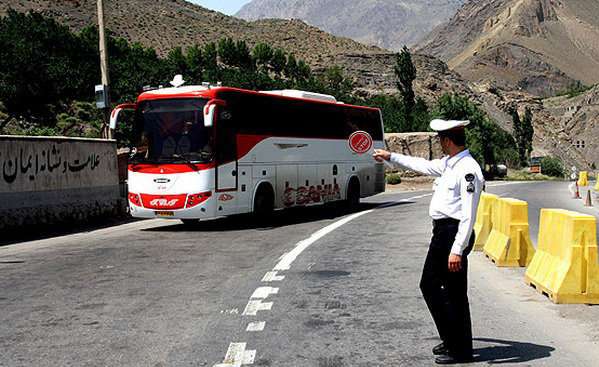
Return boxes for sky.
[188,0,253,15]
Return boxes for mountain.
[0,0,382,61]
[0,0,472,98]
[236,0,465,51]
[417,0,599,97]
[1,0,594,168]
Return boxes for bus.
[111,83,385,223]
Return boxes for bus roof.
[137,86,380,112]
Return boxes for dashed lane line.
[242,300,273,316]
[246,321,266,332]
[213,343,256,367]
[261,271,285,282]
[214,194,428,366]
[249,287,279,300]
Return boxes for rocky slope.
[236,0,464,51]
[1,0,594,169]
[417,0,599,97]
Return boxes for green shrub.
[506,169,555,181]
[540,156,565,177]
[386,173,402,185]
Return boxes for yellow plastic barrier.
[483,198,535,267]
[525,209,599,304]
[473,193,499,251]
[578,171,588,187]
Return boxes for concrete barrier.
[483,198,535,267]
[0,135,121,230]
[578,171,588,187]
[525,209,599,304]
[473,193,498,251]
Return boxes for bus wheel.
[253,184,274,219]
[345,178,360,211]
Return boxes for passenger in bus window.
[176,121,193,155]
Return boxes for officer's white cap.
[429,119,470,132]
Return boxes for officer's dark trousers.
[420,218,474,357]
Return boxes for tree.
[319,67,355,103]
[435,94,518,173]
[166,47,189,80]
[522,107,534,163]
[284,54,298,80]
[394,46,417,129]
[271,48,287,76]
[235,40,253,70]
[203,42,218,82]
[217,37,237,67]
[253,43,273,72]
[511,107,534,167]
[366,94,404,133]
[0,10,96,125]
[540,156,564,177]
[186,45,203,84]
[295,60,311,84]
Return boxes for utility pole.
[97,0,112,139]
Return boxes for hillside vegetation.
[0,10,523,177]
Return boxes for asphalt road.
[1,181,599,367]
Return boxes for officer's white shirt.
[390,149,485,256]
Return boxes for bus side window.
[215,106,237,163]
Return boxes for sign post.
[97,0,112,139]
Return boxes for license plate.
[155,211,174,217]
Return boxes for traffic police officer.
[373,119,484,365]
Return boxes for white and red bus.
[111,84,385,223]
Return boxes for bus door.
[215,113,238,215]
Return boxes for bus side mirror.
[204,99,226,127]
[110,103,136,130]
[204,104,216,127]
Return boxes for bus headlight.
[186,191,212,208]
[128,193,141,207]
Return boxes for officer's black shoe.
[432,342,449,355]
[434,354,474,365]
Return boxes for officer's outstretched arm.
[389,153,445,177]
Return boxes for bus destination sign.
[349,131,373,154]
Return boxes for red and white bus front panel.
[127,164,216,219]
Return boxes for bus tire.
[345,177,360,210]
[253,183,275,219]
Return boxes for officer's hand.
[373,149,391,162]
[448,254,462,272]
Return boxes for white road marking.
[261,271,285,282]
[213,343,256,367]
[220,308,239,315]
[250,287,279,300]
[216,193,434,366]
[242,299,273,316]
[273,210,375,271]
[246,321,266,332]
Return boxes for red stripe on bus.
[237,134,270,160]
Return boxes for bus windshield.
[133,98,213,163]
